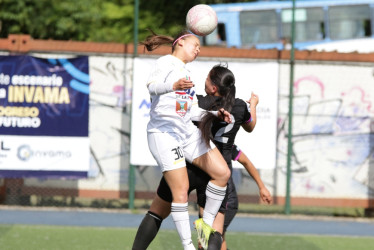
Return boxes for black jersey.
[210,98,251,165]
[231,144,241,161]
[157,96,251,215]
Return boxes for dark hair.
[199,63,236,146]
[140,29,192,52]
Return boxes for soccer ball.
[186,4,218,36]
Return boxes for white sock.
[184,241,196,250]
[203,181,227,227]
[171,202,193,248]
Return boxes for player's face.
[184,36,200,62]
[205,75,217,96]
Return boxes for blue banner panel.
[0,56,89,137]
[0,56,90,178]
[0,170,88,179]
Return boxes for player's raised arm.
[238,151,272,204]
[242,92,258,132]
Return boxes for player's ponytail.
[199,64,236,146]
[140,29,173,51]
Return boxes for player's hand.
[173,78,194,91]
[247,92,259,107]
[260,187,272,204]
[218,108,232,123]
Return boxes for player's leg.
[207,232,224,250]
[163,167,195,249]
[208,212,224,250]
[196,170,237,250]
[131,195,168,250]
[197,187,225,250]
[183,129,229,249]
[212,212,225,234]
[221,177,238,250]
[132,173,174,250]
[148,132,194,250]
[192,147,230,227]
[184,129,230,227]
[195,170,227,250]
[132,163,203,250]
[191,149,228,249]
[197,228,223,250]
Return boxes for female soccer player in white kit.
[141,30,231,250]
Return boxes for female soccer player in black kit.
[132,64,271,250]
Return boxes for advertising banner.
[0,56,90,178]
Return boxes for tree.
[0,0,256,43]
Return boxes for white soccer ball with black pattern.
[186,4,218,36]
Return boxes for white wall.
[264,62,374,199]
[24,53,374,201]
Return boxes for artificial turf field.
[0,224,373,250]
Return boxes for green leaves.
[0,0,256,43]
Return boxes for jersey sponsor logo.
[185,88,195,100]
[176,89,195,100]
[175,91,193,101]
[176,100,188,117]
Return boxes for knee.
[172,185,189,203]
[211,165,230,185]
[220,167,230,183]
[172,192,188,203]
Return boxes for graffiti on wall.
[274,68,374,198]
[235,65,374,200]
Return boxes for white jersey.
[146,55,203,139]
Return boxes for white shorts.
[147,129,215,172]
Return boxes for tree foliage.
[0,0,256,43]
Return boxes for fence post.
[285,0,296,215]
[128,0,139,210]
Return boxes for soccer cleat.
[194,218,215,250]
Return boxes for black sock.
[132,211,163,250]
[207,231,223,250]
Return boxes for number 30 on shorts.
[171,146,184,160]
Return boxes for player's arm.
[235,148,272,204]
[241,92,258,132]
[147,62,193,95]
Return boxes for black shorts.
[156,162,234,220]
